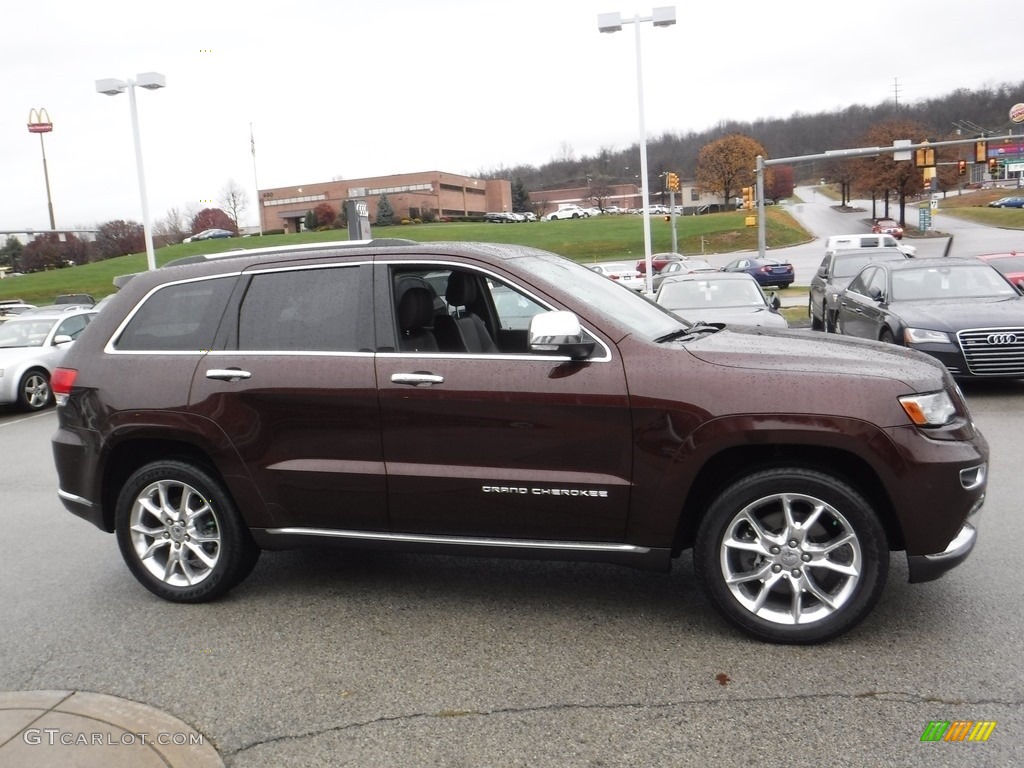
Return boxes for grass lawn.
[934,187,1024,227]
[1,209,810,305]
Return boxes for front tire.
[694,468,888,644]
[17,369,52,411]
[115,460,260,603]
[880,329,896,344]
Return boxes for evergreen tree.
[0,236,23,271]
[303,210,317,232]
[376,194,395,226]
[511,177,530,212]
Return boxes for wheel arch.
[672,443,903,555]
[100,439,222,532]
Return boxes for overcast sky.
[2,0,1018,232]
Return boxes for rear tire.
[115,460,260,603]
[695,467,889,644]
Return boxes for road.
[697,185,1024,287]
[2,369,1023,764]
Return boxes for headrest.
[445,272,476,307]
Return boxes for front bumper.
[906,500,982,583]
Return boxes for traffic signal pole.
[754,133,1018,259]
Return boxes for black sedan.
[721,257,794,288]
[836,257,1024,378]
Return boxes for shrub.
[262,229,285,236]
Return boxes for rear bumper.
[906,500,982,583]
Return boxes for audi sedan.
[835,257,1024,378]
[0,308,96,410]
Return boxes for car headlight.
[904,327,951,344]
[899,391,956,427]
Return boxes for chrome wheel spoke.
[721,491,863,626]
[130,479,221,587]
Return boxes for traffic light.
[989,157,998,174]
[741,187,753,210]
[957,160,967,176]
[914,144,935,168]
[666,172,680,192]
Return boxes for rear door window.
[115,277,235,351]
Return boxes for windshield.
[0,319,55,348]
[987,255,1024,274]
[834,251,906,278]
[521,254,685,338]
[891,265,1019,301]
[658,278,763,309]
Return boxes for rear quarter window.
[114,277,235,351]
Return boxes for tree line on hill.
[485,80,1024,208]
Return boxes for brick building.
[258,171,512,233]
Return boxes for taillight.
[610,274,621,280]
[52,367,78,406]
[759,266,771,273]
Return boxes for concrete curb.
[0,690,223,767]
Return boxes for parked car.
[825,233,916,258]
[987,197,1024,208]
[484,212,517,224]
[654,272,788,328]
[590,261,645,292]
[720,257,795,289]
[518,212,538,222]
[835,257,1024,378]
[650,259,719,291]
[636,252,687,275]
[975,251,1024,287]
[51,239,987,644]
[0,307,96,410]
[871,218,904,238]
[183,228,234,243]
[55,293,96,306]
[809,247,908,332]
[544,206,588,220]
[0,302,36,319]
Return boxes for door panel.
[188,263,388,531]
[376,264,632,541]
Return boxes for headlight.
[899,391,956,427]
[904,327,951,344]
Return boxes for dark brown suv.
[51,240,988,644]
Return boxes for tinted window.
[116,277,234,351]
[55,314,91,340]
[238,266,366,352]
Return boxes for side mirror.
[53,334,74,345]
[817,265,828,278]
[769,293,781,309]
[868,287,884,302]
[529,311,594,360]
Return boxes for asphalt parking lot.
[1,386,1022,766]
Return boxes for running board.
[252,527,671,571]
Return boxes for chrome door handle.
[206,368,252,381]
[391,373,444,386]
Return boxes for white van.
[825,233,916,257]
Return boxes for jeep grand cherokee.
[51,241,987,644]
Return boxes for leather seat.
[395,277,439,353]
[436,272,498,354]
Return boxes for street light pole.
[599,7,676,295]
[96,72,166,271]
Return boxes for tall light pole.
[598,7,675,294]
[95,72,166,271]
[27,109,56,230]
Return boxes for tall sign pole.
[27,109,56,230]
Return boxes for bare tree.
[154,206,189,241]
[219,179,248,231]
